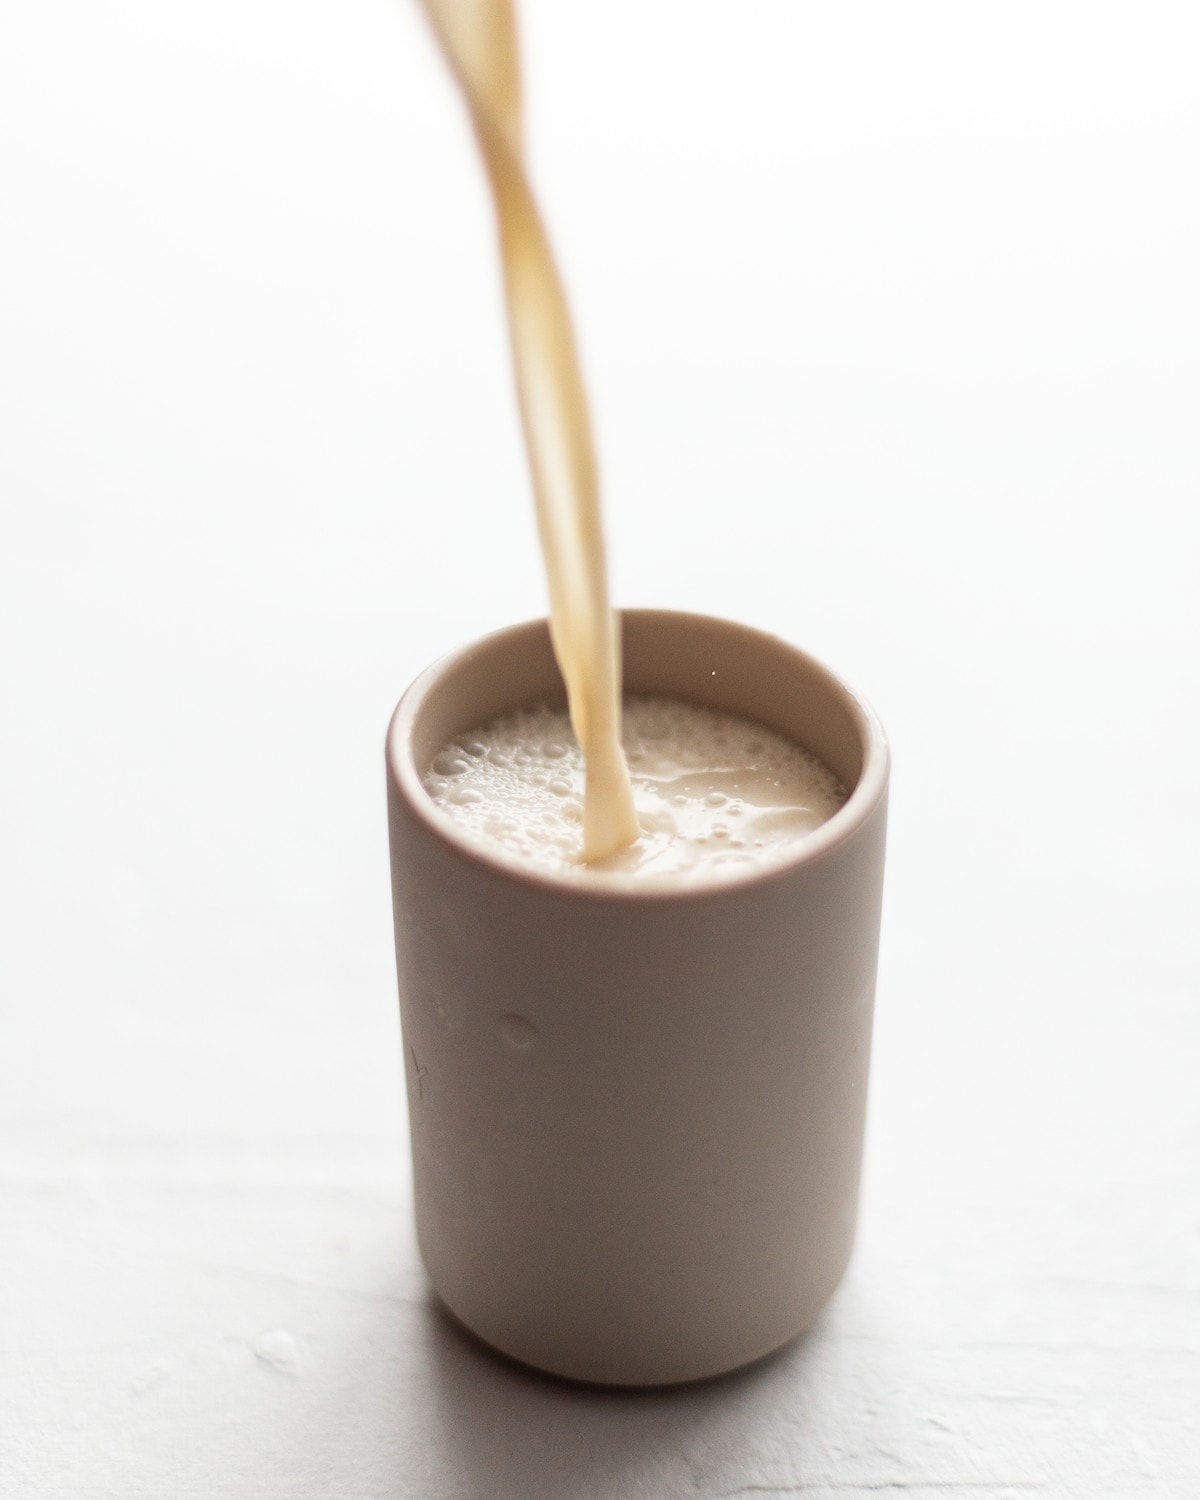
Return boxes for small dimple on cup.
[498,1014,538,1052]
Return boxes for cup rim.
[387,609,889,903]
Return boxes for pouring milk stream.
[418,0,640,862]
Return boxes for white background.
[2,2,1197,1495]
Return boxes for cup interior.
[397,609,885,822]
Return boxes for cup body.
[386,610,888,1386]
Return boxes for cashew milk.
[425,698,846,885]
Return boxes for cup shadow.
[418,1281,825,1500]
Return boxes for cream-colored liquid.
[419,0,639,861]
[426,699,846,886]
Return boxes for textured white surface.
[2,2,1198,1495]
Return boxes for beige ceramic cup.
[386,610,888,1386]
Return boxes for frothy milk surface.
[424,698,846,885]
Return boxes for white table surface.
[2,3,1198,1495]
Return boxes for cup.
[386,609,888,1386]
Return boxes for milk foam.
[424,698,846,885]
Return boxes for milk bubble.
[423,697,846,887]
